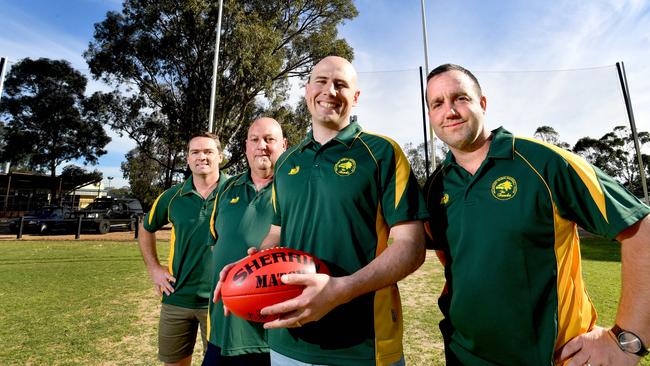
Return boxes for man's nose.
[445,104,460,117]
[324,81,336,95]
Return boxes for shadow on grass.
[579,236,621,263]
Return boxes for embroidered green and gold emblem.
[491,176,517,200]
[334,158,356,176]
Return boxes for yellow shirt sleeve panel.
[553,213,597,351]
[147,192,165,227]
[372,204,404,365]
[516,149,597,351]
[518,137,607,222]
[168,225,176,276]
[362,132,412,210]
[209,192,218,240]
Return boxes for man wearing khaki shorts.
[139,132,228,365]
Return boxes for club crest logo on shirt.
[288,166,300,175]
[229,196,240,204]
[491,176,517,200]
[440,193,449,205]
[334,158,356,176]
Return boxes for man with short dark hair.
[139,132,228,366]
[424,63,650,365]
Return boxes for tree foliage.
[534,125,570,149]
[573,125,650,196]
[120,147,168,211]
[0,58,110,177]
[60,164,103,189]
[84,0,357,191]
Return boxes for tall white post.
[420,0,437,170]
[208,0,224,133]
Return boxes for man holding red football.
[249,55,429,366]
[423,63,650,365]
[203,117,287,366]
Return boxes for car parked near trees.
[9,206,73,234]
[72,197,143,234]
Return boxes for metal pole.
[3,174,11,211]
[75,216,83,240]
[208,0,224,133]
[134,215,140,240]
[616,62,649,204]
[17,216,24,239]
[420,0,436,170]
[0,57,7,101]
[419,67,430,176]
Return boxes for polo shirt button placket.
[311,153,323,178]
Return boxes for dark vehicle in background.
[9,206,73,234]
[72,197,143,234]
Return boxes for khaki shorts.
[158,303,208,363]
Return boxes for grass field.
[0,237,646,365]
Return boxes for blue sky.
[2,0,650,188]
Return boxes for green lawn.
[0,237,646,365]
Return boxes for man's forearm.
[138,222,160,269]
[260,224,281,250]
[338,220,426,304]
[616,215,650,342]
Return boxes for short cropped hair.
[426,64,483,97]
[188,132,222,152]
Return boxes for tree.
[0,58,110,177]
[404,142,427,187]
[60,164,103,188]
[121,147,169,211]
[573,125,650,196]
[85,0,357,189]
[107,187,132,198]
[534,125,570,149]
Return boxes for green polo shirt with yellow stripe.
[423,127,650,365]
[143,174,228,309]
[270,122,429,366]
[206,171,273,355]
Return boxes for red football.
[221,247,329,322]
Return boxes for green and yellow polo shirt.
[270,122,429,366]
[144,174,228,309]
[423,127,650,365]
[206,171,273,356]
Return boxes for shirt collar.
[442,126,514,168]
[180,174,222,198]
[180,176,195,195]
[233,171,251,186]
[299,122,363,151]
[486,127,514,160]
[234,170,273,191]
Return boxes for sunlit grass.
[0,237,645,365]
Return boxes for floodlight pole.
[420,0,436,172]
[0,57,8,102]
[419,67,430,175]
[208,0,224,133]
[616,61,649,204]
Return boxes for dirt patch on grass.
[0,227,171,242]
[96,293,161,365]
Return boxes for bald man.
[254,56,429,365]
[202,118,287,366]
